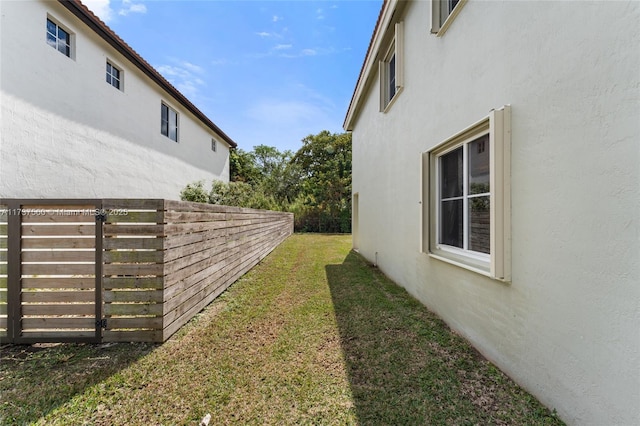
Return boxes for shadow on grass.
[326,250,563,425]
[0,341,156,425]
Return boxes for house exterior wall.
[0,0,230,200]
[348,1,639,425]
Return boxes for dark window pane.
[440,199,463,248]
[107,63,112,73]
[469,196,490,254]
[113,67,119,79]
[161,105,169,136]
[468,134,490,195]
[106,74,112,84]
[47,19,56,35]
[388,54,396,100]
[450,0,460,13]
[440,147,463,198]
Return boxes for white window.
[423,106,511,280]
[161,103,178,142]
[46,18,71,57]
[380,22,403,111]
[431,0,466,36]
[106,61,122,90]
[211,138,217,152]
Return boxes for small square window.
[161,103,179,142]
[106,61,122,90]
[46,18,71,57]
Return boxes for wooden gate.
[0,200,103,343]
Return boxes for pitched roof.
[58,0,238,148]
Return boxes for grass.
[0,234,563,425]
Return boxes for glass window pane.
[46,33,57,48]
[440,199,463,248]
[468,196,490,254]
[161,105,168,136]
[47,19,56,35]
[169,110,178,141]
[468,134,490,195]
[388,54,396,100]
[106,74,112,84]
[440,147,463,199]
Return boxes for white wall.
[351,1,640,424]
[0,0,230,200]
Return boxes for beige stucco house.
[1,0,236,199]
[344,1,639,424]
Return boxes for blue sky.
[83,0,382,153]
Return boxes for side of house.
[344,1,639,424]
[0,0,235,200]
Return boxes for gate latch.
[96,319,107,329]
[95,210,107,222]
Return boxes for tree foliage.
[182,131,352,233]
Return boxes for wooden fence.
[0,199,293,343]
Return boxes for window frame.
[379,22,404,112]
[211,138,217,152]
[46,17,73,58]
[161,103,179,142]
[431,0,466,37]
[422,106,511,281]
[106,60,123,90]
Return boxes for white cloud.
[82,0,146,22]
[316,8,325,20]
[274,44,293,50]
[256,31,272,38]
[301,49,317,56]
[156,60,206,99]
[83,0,113,22]
[118,0,147,17]
[272,15,282,22]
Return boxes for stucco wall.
[0,1,230,200]
[350,1,640,424]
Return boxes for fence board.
[21,277,94,289]
[22,264,95,276]
[22,317,95,329]
[22,291,94,303]
[106,317,162,329]
[102,199,164,210]
[103,290,163,303]
[103,277,163,289]
[103,251,163,263]
[103,263,163,276]
[22,213,95,223]
[106,211,162,223]
[22,304,95,316]
[22,238,95,249]
[21,251,95,262]
[102,330,162,342]
[104,303,162,316]
[103,224,164,236]
[0,239,6,249]
[22,224,95,236]
[103,237,163,250]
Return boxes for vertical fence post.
[95,201,104,343]
[6,200,21,342]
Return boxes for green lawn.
[0,234,563,425]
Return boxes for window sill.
[382,87,403,113]
[431,0,467,38]
[428,250,509,283]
